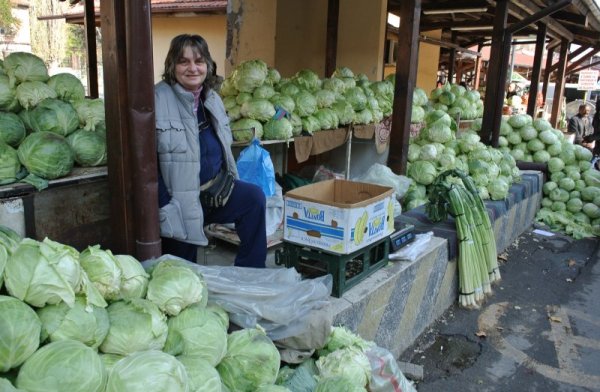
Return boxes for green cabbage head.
[113,254,149,300]
[3,52,49,87]
[231,59,269,93]
[67,129,107,167]
[17,131,74,180]
[36,296,109,349]
[100,298,168,355]
[105,350,188,392]
[164,305,228,366]
[0,75,19,111]
[217,328,281,392]
[177,355,222,392]
[30,98,79,136]
[263,117,293,140]
[4,238,83,308]
[0,112,26,147]
[73,98,105,131]
[79,245,122,301]
[47,73,86,102]
[316,346,371,388]
[146,260,207,316]
[16,81,57,110]
[16,340,106,392]
[0,141,21,184]
[0,295,41,372]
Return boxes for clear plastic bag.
[353,163,412,199]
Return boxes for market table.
[0,166,111,250]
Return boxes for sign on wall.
[577,70,599,91]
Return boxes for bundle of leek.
[426,169,501,309]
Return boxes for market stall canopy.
[387,0,600,66]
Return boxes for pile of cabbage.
[0,226,286,392]
[402,110,521,210]
[220,61,393,142]
[491,113,600,238]
[428,83,484,121]
[0,225,418,392]
[0,52,106,188]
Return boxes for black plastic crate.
[275,236,390,298]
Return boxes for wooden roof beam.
[552,10,588,26]
[569,25,600,40]
[507,0,572,35]
[507,0,574,41]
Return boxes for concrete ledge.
[331,236,453,357]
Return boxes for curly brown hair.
[161,34,218,90]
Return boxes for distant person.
[568,104,594,150]
[506,82,518,99]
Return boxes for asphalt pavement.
[399,225,600,392]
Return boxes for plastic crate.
[275,236,390,298]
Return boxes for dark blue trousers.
[161,179,267,268]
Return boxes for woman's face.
[175,46,207,91]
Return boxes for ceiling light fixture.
[423,7,488,15]
[450,26,494,31]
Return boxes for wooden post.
[474,43,483,90]
[125,0,161,261]
[551,39,570,128]
[541,46,554,106]
[481,0,508,144]
[387,0,420,175]
[84,0,98,98]
[527,23,546,117]
[448,31,457,84]
[100,0,135,254]
[325,0,339,78]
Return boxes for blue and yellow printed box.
[283,179,395,254]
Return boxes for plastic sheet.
[142,256,332,341]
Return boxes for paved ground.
[399,226,600,392]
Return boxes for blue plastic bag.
[236,138,276,197]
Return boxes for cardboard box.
[283,179,395,254]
